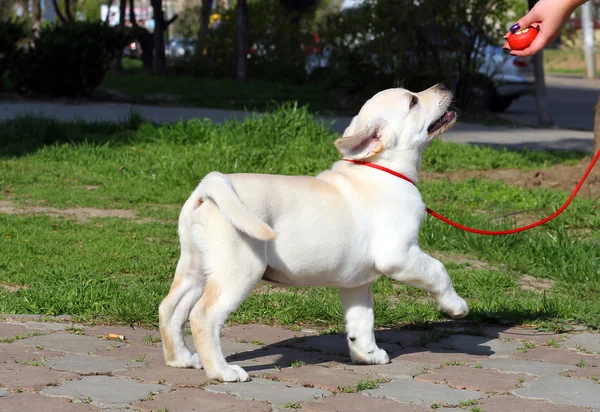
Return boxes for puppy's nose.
[436,83,449,91]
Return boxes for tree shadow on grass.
[0,114,145,158]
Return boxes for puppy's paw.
[351,347,390,365]
[166,352,203,369]
[208,364,250,382]
[437,293,469,319]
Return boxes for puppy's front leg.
[338,284,390,365]
[390,246,468,318]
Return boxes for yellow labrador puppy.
[159,84,468,382]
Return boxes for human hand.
[503,0,587,56]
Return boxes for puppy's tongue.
[428,111,456,134]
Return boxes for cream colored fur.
[159,84,469,382]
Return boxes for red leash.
[345,149,600,236]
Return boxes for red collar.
[343,159,416,186]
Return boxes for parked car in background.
[123,40,141,58]
[475,43,535,112]
[305,0,535,112]
[165,38,195,59]
[304,31,534,112]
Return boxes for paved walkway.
[0,315,599,411]
[0,101,595,153]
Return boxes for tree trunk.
[70,0,78,20]
[129,0,154,70]
[52,0,68,22]
[532,51,554,126]
[0,0,12,19]
[112,0,127,72]
[151,0,167,75]
[32,0,42,30]
[196,0,214,60]
[15,0,28,17]
[235,0,248,83]
[581,1,596,79]
[595,95,600,154]
[64,0,75,21]
[528,0,554,127]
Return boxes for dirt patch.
[429,251,494,271]
[0,199,156,223]
[518,275,554,292]
[0,282,27,292]
[422,156,600,198]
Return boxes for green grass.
[1,106,599,329]
[544,48,600,77]
[97,69,335,114]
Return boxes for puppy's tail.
[190,172,276,241]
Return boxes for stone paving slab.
[301,393,430,412]
[1,318,599,411]
[330,360,427,379]
[511,346,600,366]
[483,325,567,344]
[373,329,426,349]
[479,358,574,376]
[564,366,600,380]
[513,375,600,409]
[366,377,484,407]
[0,341,65,363]
[390,348,487,365]
[476,395,592,412]
[132,387,272,411]
[114,363,208,386]
[561,333,600,354]
[426,334,522,358]
[93,344,164,365]
[84,325,159,346]
[0,393,102,411]
[221,324,316,346]
[0,323,41,340]
[233,346,346,374]
[205,378,331,406]
[266,364,378,392]
[19,333,122,354]
[414,364,535,393]
[0,363,80,391]
[45,354,139,374]
[5,320,70,331]
[183,335,263,357]
[41,375,169,408]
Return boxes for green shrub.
[0,18,30,82]
[9,21,132,97]
[316,0,514,108]
[172,0,307,84]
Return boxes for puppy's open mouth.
[427,111,457,135]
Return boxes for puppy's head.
[335,84,456,160]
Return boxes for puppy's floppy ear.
[334,118,386,160]
[342,116,358,137]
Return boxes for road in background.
[499,75,600,131]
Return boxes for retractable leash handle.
[345,149,600,236]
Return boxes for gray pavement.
[0,316,599,411]
[499,75,600,132]
[0,98,595,153]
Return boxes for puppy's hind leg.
[188,233,266,382]
[159,250,204,369]
[339,284,390,365]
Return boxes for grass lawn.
[1,106,599,331]
[97,59,336,114]
[544,48,600,77]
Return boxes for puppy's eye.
[409,95,418,109]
